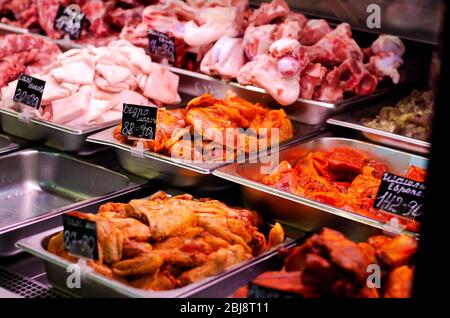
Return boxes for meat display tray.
[170,66,406,125]
[87,121,323,191]
[214,135,428,241]
[0,134,21,155]
[0,22,28,35]
[0,109,119,153]
[327,105,431,155]
[16,224,303,298]
[0,149,145,256]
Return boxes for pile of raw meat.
[121,0,405,105]
[0,0,152,46]
[0,40,181,127]
[0,34,61,88]
[1,0,406,106]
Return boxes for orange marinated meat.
[261,147,425,231]
[113,94,294,160]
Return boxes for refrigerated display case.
[0,0,445,298]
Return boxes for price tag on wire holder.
[121,103,157,140]
[63,213,98,260]
[148,30,176,63]
[373,172,426,221]
[13,74,45,109]
[53,4,86,40]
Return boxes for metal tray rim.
[0,109,119,135]
[17,226,295,298]
[87,127,214,175]
[168,66,391,109]
[327,117,431,148]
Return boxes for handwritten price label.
[148,30,176,62]
[13,74,45,109]
[53,4,86,39]
[63,214,98,259]
[121,103,157,140]
[374,172,426,221]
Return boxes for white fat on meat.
[51,91,90,124]
[237,55,300,106]
[0,40,181,127]
[200,37,246,81]
[139,63,181,105]
[184,7,243,47]
[112,90,151,112]
[96,64,133,86]
[50,55,96,85]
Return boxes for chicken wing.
[178,245,250,285]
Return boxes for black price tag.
[13,74,45,109]
[373,172,426,221]
[248,284,299,298]
[121,104,157,140]
[53,4,86,39]
[148,30,176,63]
[63,214,98,259]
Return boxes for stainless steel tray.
[214,135,428,241]
[0,22,28,35]
[327,106,431,155]
[170,66,402,125]
[17,224,299,298]
[0,134,21,155]
[0,109,119,153]
[0,149,145,256]
[87,120,323,191]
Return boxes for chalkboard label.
[374,172,426,221]
[248,283,299,298]
[148,30,176,62]
[54,4,86,39]
[63,214,98,260]
[13,74,45,109]
[121,104,157,140]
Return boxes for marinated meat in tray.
[0,40,181,127]
[0,34,61,88]
[113,93,294,160]
[362,90,434,142]
[234,227,417,298]
[47,191,285,291]
[260,147,426,231]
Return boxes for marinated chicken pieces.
[47,191,285,291]
[113,93,294,160]
[260,147,426,231]
[235,228,417,298]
